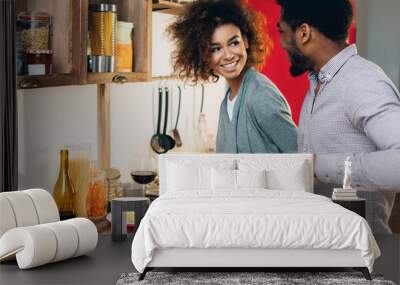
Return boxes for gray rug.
[116,272,396,285]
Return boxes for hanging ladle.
[171,86,183,147]
[150,87,167,154]
[161,86,176,151]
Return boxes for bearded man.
[276,0,400,233]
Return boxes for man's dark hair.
[276,0,354,42]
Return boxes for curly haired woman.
[168,0,297,153]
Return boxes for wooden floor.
[0,234,399,285]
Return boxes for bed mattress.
[131,190,380,273]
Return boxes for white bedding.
[131,190,380,273]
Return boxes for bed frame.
[138,154,372,281]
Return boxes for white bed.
[131,154,380,280]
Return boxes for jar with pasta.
[86,163,107,219]
[17,12,51,51]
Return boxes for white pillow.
[236,169,267,189]
[167,162,211,191]
[266,162,307,191]
[211,168,236,190]
[166,159,235,192]
[211,169,268,190]
[238,159,309,192]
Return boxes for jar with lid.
[86,163,107,219]
[27,49,52,75]
[105,168,124,212]
[17,12,52,51]
[88,3,117,73]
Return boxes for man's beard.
[288,39,314,77]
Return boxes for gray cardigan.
[216,68,297,153]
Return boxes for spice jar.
[86,163,107,219]
[17,12,51,51]
[116,21,134,72]
[106,168,124,200]
[27,49,53,75]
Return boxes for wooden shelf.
[87,72,148,85]
[85,0,152,86]
[152,0,184,15]
[16,0,152,88]
[17,74,76,89]
[16,0,83,89]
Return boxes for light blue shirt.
[298,44,400,233]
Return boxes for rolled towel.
[0,219,98,269]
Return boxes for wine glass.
[130,155,157,196]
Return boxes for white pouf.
[0,189,98,269]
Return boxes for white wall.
[110,80,225,183]
[357,0,400,88]
[17,85,98,191]
[17,80,225,192]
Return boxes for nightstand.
[111,197,150,241]
[332,198,366,218]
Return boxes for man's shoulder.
[343,55,388,82]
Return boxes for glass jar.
[17,12,52,51]
[26,49,52,75]
[88,3,117,72]
[66,143,91,217]
[106,168,123,200]
[86,164,107,219]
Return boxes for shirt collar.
[308,44,358,83]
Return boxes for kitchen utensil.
[171,85,183,147]
[197,84,208,152]
[161,87,176,151]
[150,87,166,154]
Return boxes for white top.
[226,92,238,121]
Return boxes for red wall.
[247,0,309,124]
[247,0,356,124]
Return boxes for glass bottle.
[53,149,76,220]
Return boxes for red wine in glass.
[130,171,157,185]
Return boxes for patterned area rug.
[116,271,396,285]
